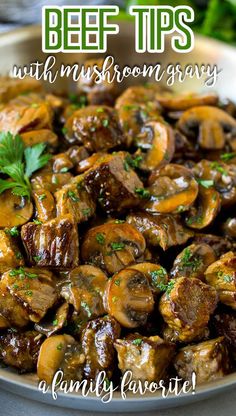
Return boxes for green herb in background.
[121,0,236,44]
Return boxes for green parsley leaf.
[220,152,236,162]
[96,233,105,245]
[135,187,150,199]
[132,338,143,346]
[111,242,125,251]
[67,191,80,202]
[197,179,214,189]
[24,143,51,178]
[5,226,19,237]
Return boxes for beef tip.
[21,215,79,269]
[0,77,41,103]
[1,267,57,322]
[114,334,175,382]
[162,324,210,344]
[0,279,29,328]
[205,252,236,309]
[37,334,85,384]
[81,222,146,275]
[105,268,154,328]
[33,190,56,222]
[78,58,117,105]
[159,277,218,342]
[0,230,24,274]
[0,330,43,372]
[64,105,124,151]
[52,152,74,173]
[0,98,53,135]
[82,316,121,379]
[127,211,193,250]
[84,153,143,214]
[20,129,58,149]
[60,265,108,320]
[193,234,233,257]
[170,243,216,281]
[31,172,72,193]
[55,176,96,224]
[174,337,230,384]
[211,308,236,360]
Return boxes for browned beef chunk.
[115,334,175,382]
[211,308,236,360]
[0,230,24,274]
[81,316,121,379]
[1,268,57,322]
[174,337,230,383]
[127,211,193,250]
[0,77,42,103]
[84,153,143,214]
[21,215,79,269]
[55,176,96,224]
[64,106,124,151]
[0,330,44,372]
[159,277,218,342]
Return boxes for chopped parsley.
[114,279,120,286]
[210,161,228,176]
[197,179,214,189]
[220,152,236,162]
[124,155,143,171]
[135,187,150,199]
[53,319,58,326]
[16,252,23,260]
[38,193,46,201]
[132,338,142,346]
[60,167,69,173]
[114,219,125,224]
[62,127,68,135]
[67,191,80,202]
[111,242,125,251]
[33,255,42,262]
[81,301,92,317]
[5,226,19,237]
[96,233,105,245]
[180,247,202,272]
[33,219,42,225]
[82,208,91,216]
[57,343,63,351]
[150,267,168,289]
[102,119,109,128]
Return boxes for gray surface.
[0,388,235,416]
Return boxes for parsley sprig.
[0,132,51,199]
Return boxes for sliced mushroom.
[0,76,42,103]
[157,92,218,111]
[170,243,217,280]
[105,268,154,328]
[52,152,74,173]
[193,233,233,257]
[129,263,168,295]
[35,303,69,337]
[81,222,146,275]
[60,265,108,320]
[75,152,105,174]
[145,164,198,214]
[223,217,236,238]
[193,159,236,207]
[205,251,236,309]
[177,106,236,150]
[31,172,72,193]
[115,85,162,147]
[37,334,84,384]
[185,184,220,229]
[0,191,33,227]
[127,211,193,250]
[135,121,175,171]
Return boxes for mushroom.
[177,106,236,150]
[170,243,217,281]
[205,251,236,309]
[37,334,84,384]
[223,217,236,238]
[0,314,10,329]
[81,222,146,275]
[64,105,124,151]
[35,303,69,337]
[75,152,105,174]
[129,262,169,295]
[105,268,154,328]
[0,190,33,227]
[185,184,221,229]
[60,265,108,320]
[145,164,199,214]
[135,121,175,171]
[20,129,58,149]
[193,159,236,207]
[157,92,218,111]
[115,85,162,147]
